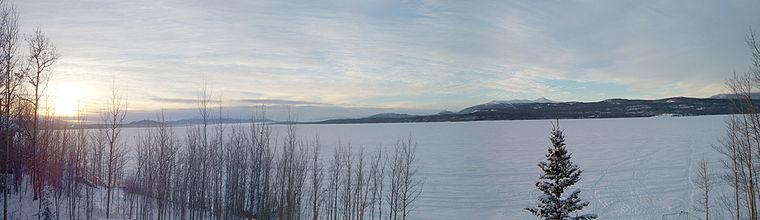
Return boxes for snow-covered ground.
[269,115,725,219]
[5,177,131,219]
[5,115,728,219]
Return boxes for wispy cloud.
[236,99,323,105]
[152,98,220,104]
[16,0,760,121]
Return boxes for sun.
[53,85,80,116]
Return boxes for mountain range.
[311,96,756,124]
[117,94,758,126]
[88,117,273,129]
[458,97,556,114]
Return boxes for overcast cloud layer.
[15,0,760,121]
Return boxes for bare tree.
[213,95,224,219]
[183,124,203,219]
[386,136,423,220]
[714,116,743,220]
[246,108,274,219]
[101,81,127,218]
[274,115,309,219]
[23,27,59,207]
[309,136,324,220]
[87,125,108,220]
[36,109,60,219]
[154,111,178,219]
[387,142,401,220]
[369,147,384,220]
[397,136,422,220]
[694,156,714,220]
[744,29,760,220]
[196,86,211,219]
[327,141,343,220]
[355,147,367,220]
[65,109,89,220]
[342,142,353,220]
[712,29,760,220]
[728,71,759,220]
[0,1,19,218]
[106,104,425,220]
[223,125,248,219]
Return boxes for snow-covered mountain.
[710,92,760,99]
[459,97,557,113]
[485,97,556,105]
[316,97,745,124]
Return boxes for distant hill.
[313,97,755,124]
[168,118,270,126]
[367,113,417,119]
[437,110,456,115]
[93,117,275,128]
[710,92,760,99]
[459,97,557,114]
[127,120,160,126]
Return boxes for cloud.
[152,98,220,104]
[109,104,437,123]
[154,97,324,106]
[235,99,323,105]
[15,0,760,118]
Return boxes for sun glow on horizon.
[53,85,80,116]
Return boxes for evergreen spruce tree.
[526,122,596,220]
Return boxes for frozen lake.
[119,115,727,219]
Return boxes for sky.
[13,0,760,121]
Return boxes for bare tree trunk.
[718,30,760,220]
[355,147,365,220]
[198,86,211,219]
[343,143,353,220]
[386,135,422,220]
[0,1,18,218]
[715,116,743,220]
[694,156,712,220]
[327,141,344,220]
[310,137,323,220]
[102,81,127,219]
[214,96,224,219]
[370,148,384,220]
